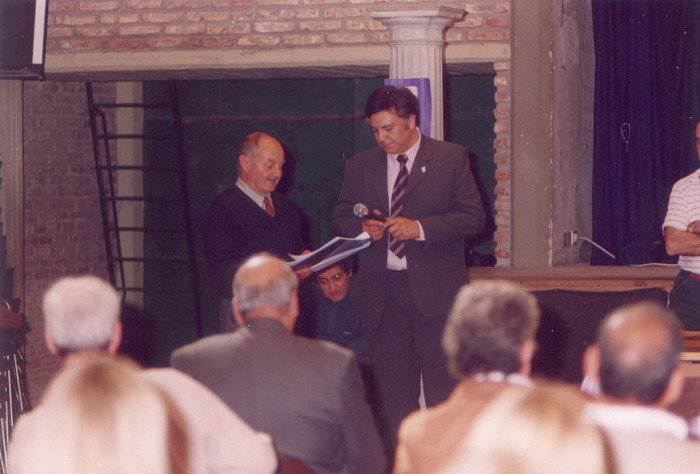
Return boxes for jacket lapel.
[406,137,433,196]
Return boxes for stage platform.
[468,264,678,293]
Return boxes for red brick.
[465,2,510,13]
[99,13,140,24]
[486,16,510,27]
[102,38,146,48]
[324,7,364,17]
[55,14,98,25]
[207,23,250,34]
[327,32,367,44]
[282,33,323,45]
[191,36,237,47]
[166,0,211,8]
[299,19,341,31]
[143,12,183,22]
[186,11,229,21]
[296,8,320,18]
[123,0,163,9]
[237,35,280,46]
[146,37,189,48]
[467,29,510,41]
[119,24,161,35]
[75,25,117,36]
[78,1,118,11]
[254,22,296,33]
[164,24,206,35]
[211,0,252,6]
[49,2,77,12]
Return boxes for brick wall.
[45,0,511,52]
[22,81,114,403]
[23,0,513,400]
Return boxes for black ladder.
[85,81,203,345]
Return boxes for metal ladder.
[85,81,203,344]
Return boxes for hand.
[293,250,313,281]
[294,265,313,282]
[688,221,700,234]
[362,217,385,241]
[385,217,420,241]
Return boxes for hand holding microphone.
[353,203,386,241]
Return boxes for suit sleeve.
[419,147,485,246]
[338,356,387,473]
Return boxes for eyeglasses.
[316,272,346,286]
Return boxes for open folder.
[288,232,371,273]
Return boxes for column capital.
[369,7,465,43]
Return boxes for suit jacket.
[394,379,525,474]
[203,185,306,299]
[332,136,485,328]
[171,318,386,474]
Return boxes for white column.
[370,7,465,140]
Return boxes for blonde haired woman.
[9,356,189,474]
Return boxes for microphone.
[353,203,386,222]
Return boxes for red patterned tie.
[389,154,409,258]
[263,196,274,216]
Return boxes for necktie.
[389,154,409,258]
[263,196,274,216]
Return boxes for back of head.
[26,356,189,474]
[364,85,421,125]
[597,301,682,404]
[443,384,611,474]
[42,275,120,354]
[442,280,540,378]
[233,253,298,318]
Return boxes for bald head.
[595,302,682,404]
[232,253,298,327]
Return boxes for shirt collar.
[388,132,422,167]
[236,177,271,207]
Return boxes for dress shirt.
[236,177,273,212]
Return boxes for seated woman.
[9,356,189,474]
[440,384,614,474]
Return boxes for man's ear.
[44,327,59,357]
[583,344,601,381]
[657,365,686,407]
[239,154,250,173]
[232,297,245,327]
[107,320,122,355]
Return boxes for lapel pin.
[421,166,426,173]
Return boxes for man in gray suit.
[582,301,700,474]
[171,253,386,474]
[332,85,485,456]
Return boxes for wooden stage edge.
[468,264,679,293]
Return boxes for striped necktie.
[389,154,409,258]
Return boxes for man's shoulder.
[171,332,239,362]
[673,169,700,190]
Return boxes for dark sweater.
[203,185,305,299]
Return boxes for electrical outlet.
[564,230,579,246]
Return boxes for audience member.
[203,131,309,332]
[442,385,612,474]
[9,356,189,474]
[583,301,700,473]
[8,275,276,474]
[171,253,386,473]
[394,280,540,474]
